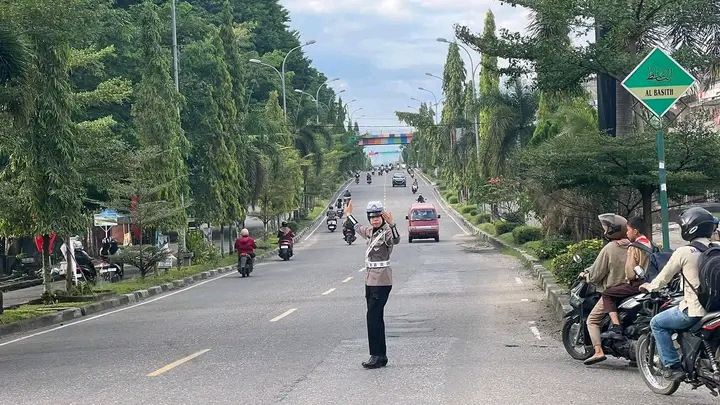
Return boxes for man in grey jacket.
[344,199,400,369]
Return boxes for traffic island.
[0,179,353,339]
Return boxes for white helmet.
[366,201,383,219]
[598,213,627,240]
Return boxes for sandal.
[584,355,607,365]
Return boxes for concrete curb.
[0,179,354,339]
[416,170,571,321]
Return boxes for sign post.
[621,47,696,251]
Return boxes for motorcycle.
[561,254,682,364]
[411,184,418,194]
[355,177,359,184]
[343,227,356,245]
[327,218,337,232]
[278,240,292,261]
[237,252,253,277]
[636,290,720,396]
[367,178,372,185]
[336,208,344,218]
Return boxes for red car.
[406,203,440,242]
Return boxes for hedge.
[494,221,520,235]
[512,226,542,245]
[448,196,458,204]
[549,239,604,288]
[476,212,492,224]
[533,235,573,260]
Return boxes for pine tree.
[478,11,500,143]
[131,1,189,229]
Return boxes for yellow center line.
[146,349,211,377]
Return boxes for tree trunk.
[641,185,654,241]
[65,236,74,292]
[615,85,634,138]
[220,224,225,257]
[42,234,52,293]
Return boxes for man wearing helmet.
[344,199,400,369]
[580,213,631,365]
[640,207,716,381]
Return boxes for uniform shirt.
[647,238,710,317]
[355,222,400,286]
[587,239,630,292]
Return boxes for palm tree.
[478,78,538,178]
[292,104,333,213]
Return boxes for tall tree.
[477,11,500,146]
[131,1,189,230]
[441,42,466,124]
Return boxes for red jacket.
[234,237,257,254]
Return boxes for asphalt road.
[0,173,715,404]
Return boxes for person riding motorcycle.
[277,222,295,256]
[640,207,715,381]
[367,172,372,181]
[336,198,343,210]
[343,217,356,238]
[412,178,418,187]
[234,228,257,268]
[416,194,425,203]
[578,213,631,365]
[343,189,351,198]
[327,205,337,219]
[73,241,98,281]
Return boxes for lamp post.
[418,87,438,124]
[328,89,345,109]
[425,72,442,81]
[249,58,284,116]
[315,78,338,123]
[437,37,480,156]
[349,107,363,125]
[281,40,316,121]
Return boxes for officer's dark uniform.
[346,200,400,369]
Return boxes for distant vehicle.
[392,173,406,187]
[406,203,440,242]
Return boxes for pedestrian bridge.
[358,133,413,146]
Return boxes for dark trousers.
[366,285,392,356]
[602,280,643,313]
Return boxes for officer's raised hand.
[381,211,394,226]
[344,199,353,216]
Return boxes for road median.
[0,178,353,339]
[416,170,571,321]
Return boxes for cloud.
[282,0,586,134]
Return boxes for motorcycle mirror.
[634,265,645,277]
[437,215,441,218]
[572,254,582,264]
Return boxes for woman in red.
[234,228,257,268]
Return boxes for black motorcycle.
[636,290,720,396]
[355,177,359,184]
[237,252,253,277]
[411,184,418,194]
[327,218,337,232]
[561,254,681,364]
[343,227,356,245]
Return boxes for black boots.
[362,356,388,369]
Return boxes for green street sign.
[621,47,696,118]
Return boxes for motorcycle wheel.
[561,316,593,360]
[636,333,681,395]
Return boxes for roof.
[409,203,436,210]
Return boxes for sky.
[280,0,536,136]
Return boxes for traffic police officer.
[344,199,400,368]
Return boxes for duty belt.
[366,260,390,268]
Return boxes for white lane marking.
[358,267,365,272]
[270,308,297,322]
[304,219,325,241]
[321,288,336,295]
[147,349,211,377]
[530,326,542,340]
[416,171,469,235]
[515,277,523,284]
[342,277,353,283]
[521,299,529,302]
[0,267,242,347]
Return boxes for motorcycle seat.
[701,311,720,324]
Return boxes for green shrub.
[523,240,542,255]
[475,213,492,224]
[470,209,477,216]
[187,230,220,265]
[535,235,573,260]
[549,239,604,287]
[449,196,458,204]
[494,221,520,235]
[461,205,475,214]
[512,226,543,245]
[478,223,496,235]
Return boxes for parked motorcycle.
[327,218,337,232]
[636,290,720,396]
[278,240,293,261]
[237,252,253,277]
[561,254,681,364]
[343,227,356,245]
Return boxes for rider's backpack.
[688,242,720,312]
[630,241,671,283]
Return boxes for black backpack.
[684,242,720,312]
[630,242,672,283]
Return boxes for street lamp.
[281,40,316,121]
[327,89,345,109]
[249,58,284,116]
[295,89,317,100]
[315,78,338,123]
[425,72,442,81]
[350,107,363,123]
[418,87,438,123]
[438,37,480,156]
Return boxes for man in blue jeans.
[640,207,716,381]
